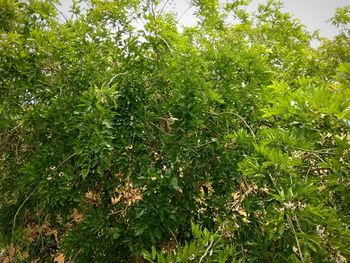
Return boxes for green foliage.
[1,0,350,262]
[142,222,236,263]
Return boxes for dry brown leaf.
[73,208,84,223]
[54,253,65,263]
[1,256,11,263]
[261,187,269,193]
[45,227,59,242]
[111,195,123,205]
[1,244,20,263]
[251,183,258,190]
[112,184,143,206]
[200,182,214,196]
[8,244,18,259]
[114,172,124,179]
[84,191,100,204]
[231,192,240,200]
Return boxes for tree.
[0,0,349,262]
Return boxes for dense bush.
[0,0,349,262]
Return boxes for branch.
[159,0,171,16]
[199,238,215,263]
[177,6,192,24]
[51,3,68,22]
[12,185,40,240]
[206,111,256,141]
[287,214,305,263]
[52,153,76,171]
[107,72,129,86]
[158,35,173,52]
[0,124,22,137]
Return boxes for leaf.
[81,169,89,179]
[111,228,121,240]
[102,119,113,129]
[207,89,225,104]
[237,209,247,217]
[169,177,180,191]
[232,191,240,200]
[54,254,65,263]
[151,246,157,260]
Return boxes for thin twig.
[107,72,129,86]
[293,215,304,233]
[53,153,76,171]
[206,111,256,141]
[287,214,304,263]
[12,185,40,240]
[67,248,81,263]
[149,0,157,21]
[149,122,166,133]
[158,35,173,52]
[168,228,178,244]
[199,238,215,263]
[177,6,192,24]
[305,166,312,181]
[51,3,68,22]
[159,0,171,16]
[0,124,22,137]
[231,112,256,140]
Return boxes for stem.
[177,6,192,24]
[12,185,39,241]
[206,111,256,141]
[53,153,76,171]
[199,238,214,263]
[287,214,304,263]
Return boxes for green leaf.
[169,177,180,191]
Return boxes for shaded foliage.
[0,0,349,262]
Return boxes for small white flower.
[284,201,296,210]
[316,225,325,237]
[290,100,297,107]
[297,201,306,210]
[126,144,133,150]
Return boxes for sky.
[272,0,349,38]
[171,0,349,39]
[58,0,349,39]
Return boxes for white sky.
[275,0,349,38]
[58,0,350,39]
[173,0,350,38]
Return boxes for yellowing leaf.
[232,191,240,200]
[237,209,247,217]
